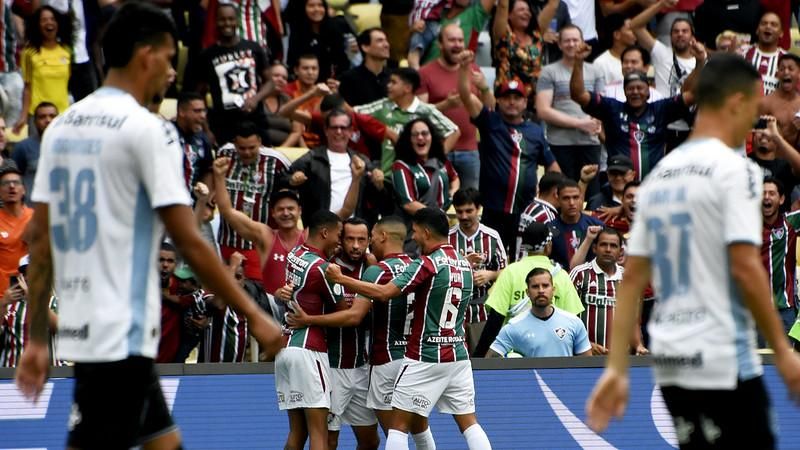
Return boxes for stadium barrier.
[1,356,797,449]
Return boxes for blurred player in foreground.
[15,3,283,449]
[586,54,800,449]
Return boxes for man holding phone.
[0,162,32,301]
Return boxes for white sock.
[463,424,492,450]
[411,427,436,450]
[386,429,410,450]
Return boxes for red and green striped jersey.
[392,244,474,363]
[202,292,249,363]
[0,296,59,367]
[515,198,557,261]
[326,257,369,369]
[761,212,800,309]
[367,253,414,365]
[392,159,457,211]
[285,244,344,352]
[448,223,507,323]
[217,143,290,249]
[569,260,623,348]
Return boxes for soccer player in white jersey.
[586,54,800,449]
[14,4,283,449]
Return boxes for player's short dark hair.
[412,208,449,238]
[177,91,205,108]
[671,17,695,36]
[296,53,319,66]
[375,215,407,240]
[557,178,580,195]
[621,45,651,67]
[392,68,421,92]
[234,121,261,140]
[320,93,345,112]
[595,228,624,247]
[160,241,177,254]
[308,210,342,234]
[623,180,641,195]
[34,102,57,116]
[764,176,786,197]
[539,172,565,195]
[102,2,177,69]
[695,53,761,109]
[325,108,352,128]
[526,267,552,284]
[357,27,383,51]
[343,217,370,234]
[452,188,482,208]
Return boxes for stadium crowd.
[3,0,800,445]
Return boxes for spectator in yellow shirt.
[13,6,72,135]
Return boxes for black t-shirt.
[750,153,799,211]
[694,1,762,49]
[200,40,268,143]
[338,64,390,107]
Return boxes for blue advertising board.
[1,365,798,449]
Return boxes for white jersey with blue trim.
[31,87,192,362]
[627,137,763,390]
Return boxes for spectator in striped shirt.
[407,0,451,69]
[217,121,291,284]
[392,117,459,255]
[739,11,787,95]
[448,188,507,353]
[515,171,563,262]
[760,176,800,342]
[570,228,648,356]
[0,255,58,367]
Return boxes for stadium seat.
[159,98,178,121]
[347,3,381,33]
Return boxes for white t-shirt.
[627,137,763,390]
[593,50,622,86]
[563,0,597,41]
[650,40,696,98]
[327,150,352,213]
[31,87,192,362]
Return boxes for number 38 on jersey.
[50,167,98,252]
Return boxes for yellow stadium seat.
[159,98,178,121]
[275,146,310,162]
[7,124,27,143]
[347,3,381,33]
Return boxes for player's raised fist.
[325,263,344,283]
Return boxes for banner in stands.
[1,366,797,449]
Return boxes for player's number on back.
[438,287,462,329]
[50,167,97,252]
[647,212,691,299]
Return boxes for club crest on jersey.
[510,128,523,145]
[554,327,567,340]
[633,130,645,143]
[773,228,785,240]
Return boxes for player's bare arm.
[325,263,400,302]
[14,203,53,400]
[286,296,371,328]
[586,255,652,432]
[159,204,283,358]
